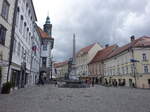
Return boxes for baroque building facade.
[0,0,17,87]
[104,36,150,88]
[29,24,41,85]
[38,16,54,80]
[88,45,117,84]
[54,61,68,79]
[10,0,37,88]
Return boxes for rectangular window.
[16,8,19,26]
[13,39,16,53]
[18,42,21,56]
[142,53,147,61]
[0,24,7,45]
[122,67,124,75]
[23,23,26,38]
[144,65,148,73]
[126,66,128,74]
[22,47,24,58]
[42,57,47,67]
[43,44,47,50]
[1,0,10,20]
[19,16,23,33]
[24,50,26,61]
[117,67,120,75]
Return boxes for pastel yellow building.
[54,61,68,79]
[104,36,150,88]
[76,43,102,78]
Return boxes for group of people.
[85,79,95,87]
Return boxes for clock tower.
[43,16,52,37]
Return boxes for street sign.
[130,59,140,62]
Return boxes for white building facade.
[10,0,37,88]
[0,0,16,87]
[29,24,41,85]
[38,17,54,80]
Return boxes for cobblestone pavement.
[0,85,150,112]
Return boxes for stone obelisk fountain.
[58,34,89,88]
[69,34,78,80]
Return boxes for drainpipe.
[130,35,137,88]
[7,0,19,82]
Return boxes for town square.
[0,0,150,112]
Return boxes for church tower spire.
[43,16,52,37]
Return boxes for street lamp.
[130,59,139,88]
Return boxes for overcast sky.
[33,0,150,61]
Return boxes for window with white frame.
[24,50,26,61]
[16,7,20,26]
[28,32,31,44]
[142,53,147,61]
[43,44,47,51]
[19,16,23,33]
[122,67,125,75]
[13,39,16,53]
[18,42,21,56]
[22,47,24,58]
[126,65,128,74]
[0,24,7,45]
[131,64,134,74]
[23,22,26,38]
[26,28,29,41]
[117,66,120,75]
[144,65,148,73]
[1,0,10,20]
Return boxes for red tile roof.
[37,27,49,38]
[37,26,54,40]
[54,61,68,68]
[89,45,118,64]
[107,36,150,59]
[76,43,96,56]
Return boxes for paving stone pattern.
[0,85,150,112]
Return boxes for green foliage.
[1,82,12,94]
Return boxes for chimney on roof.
[130,35,135,42]
[105,44,109,48]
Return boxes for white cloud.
[33,0,150,61]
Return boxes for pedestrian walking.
[92,79,94,87]
[55,81,57,87]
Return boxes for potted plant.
[1,82,12,94]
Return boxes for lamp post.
[50,56,53,80]
[130,59,139,88]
